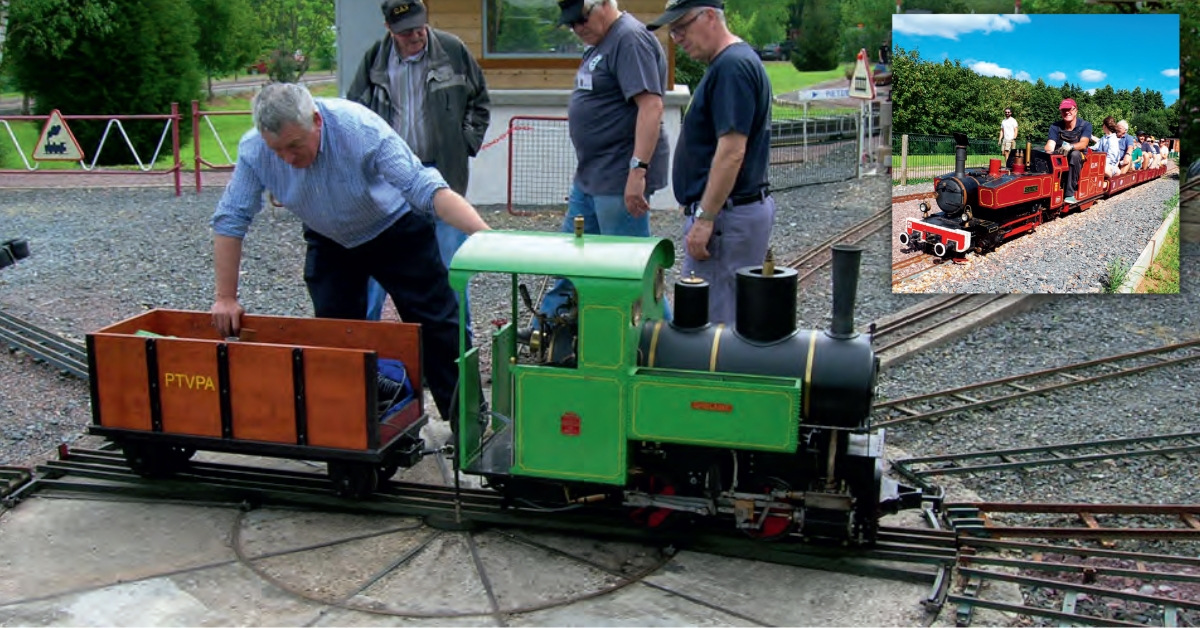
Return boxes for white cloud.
[970,61,1013,78]
[1162,68,1180,77]
[1169,88,1180,96]
[1015,71,1032,82]
[1079,69,1107,82]
[1048,71,1066,82]
[893,14,1031,40]
[1086,88,1097,95]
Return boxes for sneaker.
[1064,195,1077,204]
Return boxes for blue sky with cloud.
[891,14,1180,105]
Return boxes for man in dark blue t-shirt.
[1044,98,1093,204]
[648,0,774,325]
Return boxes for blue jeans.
[538,183,670,324]
[368,216,471,332]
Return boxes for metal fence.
[504,103,887,211]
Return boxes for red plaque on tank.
[691,401,733,412]
[560,412,581,436]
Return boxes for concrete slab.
[1,436,973,627]
[0,499,237,605]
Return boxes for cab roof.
[448,231,675,282]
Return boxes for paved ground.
[0,439,965,627]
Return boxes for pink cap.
[1059,99,1077,110]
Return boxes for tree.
[190,0,258,98]
[5,0,200,166]
[249,0,334,82]
[793,0,839,71]
[725,0,789,48]
[840,0,890,64]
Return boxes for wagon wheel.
[328,461,379,499]
[376,460,400,486]
[122,443,195,478]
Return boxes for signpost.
[32,110,85,162]
[850,49,876,177]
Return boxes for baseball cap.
[1059,99,1077,110]
[647,0,725,31]
[382,0,427,33]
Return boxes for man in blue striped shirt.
[210,82,489,424]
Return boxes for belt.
[683,190,770,216]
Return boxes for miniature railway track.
[951,536,1200,627]
[872,339,1200,428]
[783,206,891,285]
[0,310,88,379]
[892,192,936,204]
[943,502,1200,541]
[12,446,956,586]
[1181,172,1199,205]
[891,253,940,286]
[893,431,1200,492]
[869,294,1004,355]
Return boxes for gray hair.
[1117,119,1129,132]
[584,0,615,10]
[253,83,317,135]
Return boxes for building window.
[484,0,586,57]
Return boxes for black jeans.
[302,211,464,422]
[1065,150,1083,196]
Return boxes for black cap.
[382,0,427,33]
[646,0,725,31]
[557,0,586,26]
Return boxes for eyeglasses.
[568,5,593,28]
[1060,108,1075,116]
[669,10,705,39]
[394,26,422,37]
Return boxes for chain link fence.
[506,104,885,211]
[891,132,1052,184]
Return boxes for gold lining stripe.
[802,330,817,418]
[709,324,725,371]
[648,320,663,367]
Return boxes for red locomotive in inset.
[899,133,1167,257]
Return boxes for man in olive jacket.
[347,0,491,325]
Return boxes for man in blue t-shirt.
[1044,99,1093,204]
[535,0,672,326]
[648,0,774,325]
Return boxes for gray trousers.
[681,196,777,326]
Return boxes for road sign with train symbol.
[33,110,86,161]
[849,49,877,100]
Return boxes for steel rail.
[23,447,955,581]
[873,339,1200,428]
[870,295,1006,358]
[943,502,1200,540]
[787,206,892,274]
[955,536,1200,569]
[892,192,936,204]
[0,310,88,379]
[870,295,974,340]
[893,431,1200,482]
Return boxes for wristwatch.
[693,205,714,221]
[629,157,649,170]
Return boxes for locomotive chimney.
[828,244,862,339]
[953,132,969,178]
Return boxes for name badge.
[575,70,593,91]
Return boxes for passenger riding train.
[899,132,1168,257]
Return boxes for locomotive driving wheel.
[629,472,682,529]
[740,477,796,541]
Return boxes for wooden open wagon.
[87,309,430,496]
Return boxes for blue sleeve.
[1080,120,1093,140]
[1048,123,1060,144]
[372,126,449,214]
[210,131,265,239]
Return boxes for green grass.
[763,62,853,96]
[1,83,338,170]
[1101,257,1132,294]
[1139,195,1180,294]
